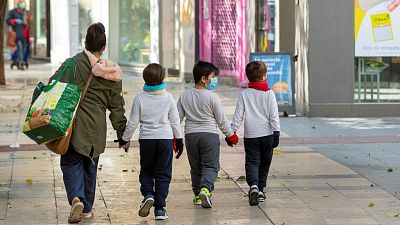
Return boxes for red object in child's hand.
[173,137,177,153]
[227,133,239,145]
[174,138,184,159]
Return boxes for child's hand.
[272,131,280,148]
[225,133,239,147]
[114,139,130,152]
[122,141,130,152]
[174,138,184,159]
[225,137,233,147]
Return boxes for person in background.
[6,0,29,70]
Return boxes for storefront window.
[79,0,93,50]
[118,0,150,65]
[355,57,400,102]
[31,0,49,58]
[354,0,400,103]
[35,0,47,40]
[255,0,276,52]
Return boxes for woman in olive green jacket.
[51,23,127,223]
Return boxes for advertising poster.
[250,53,293,106]
[355,0,400,56]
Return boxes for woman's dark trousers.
[61,146,99,213]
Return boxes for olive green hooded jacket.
[50,52,127,158]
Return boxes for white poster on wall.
[355,0,400,56]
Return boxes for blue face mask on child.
[205,77,218,90]
[143,82,167,91]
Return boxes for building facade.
[9,0,399,116]
[294,0,399,116]
[198,0,399,116]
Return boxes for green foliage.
[365,60,387,68]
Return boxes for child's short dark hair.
[143,63,165,86]
[193,61,220,83]
[246,61,267,82]
[85,22,106,52]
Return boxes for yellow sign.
[355,0,400,56]
[371,12,391,26]
[370,12,393,42]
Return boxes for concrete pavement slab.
[220,145,400,224]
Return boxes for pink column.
[199,0,247,87]
[236,0,247,87]
[199,0,212,61]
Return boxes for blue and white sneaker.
[138,196,154,217]
[155,208,168,220]
[258,191,266,202]
[248,185,259,206]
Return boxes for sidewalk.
[2,144,400,224]
[1,62,400,224]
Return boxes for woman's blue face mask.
[205,77,218,90]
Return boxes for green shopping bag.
[22,58,81,144]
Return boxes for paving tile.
[5,197,57,224]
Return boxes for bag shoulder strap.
[72,74,93,123]
[77,54,98,105]
[79,74,93,106]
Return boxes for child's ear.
[263,75,267,81]
[200,76,207,83]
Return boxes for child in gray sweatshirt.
[177,61,239,208]
[231,61,280,206]
[120,63,183,220]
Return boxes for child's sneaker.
[138,196,154,217]
[199,187,212,208]
[155,208,168,220]
[248,185,259,206]
[258,191,266,202]
[193,195,202,205]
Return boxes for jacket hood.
[73,52,123,91]
[85,50,122,82]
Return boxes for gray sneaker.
[138,196,154,217]
[248,185,259,206]
[155,208,168,220]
